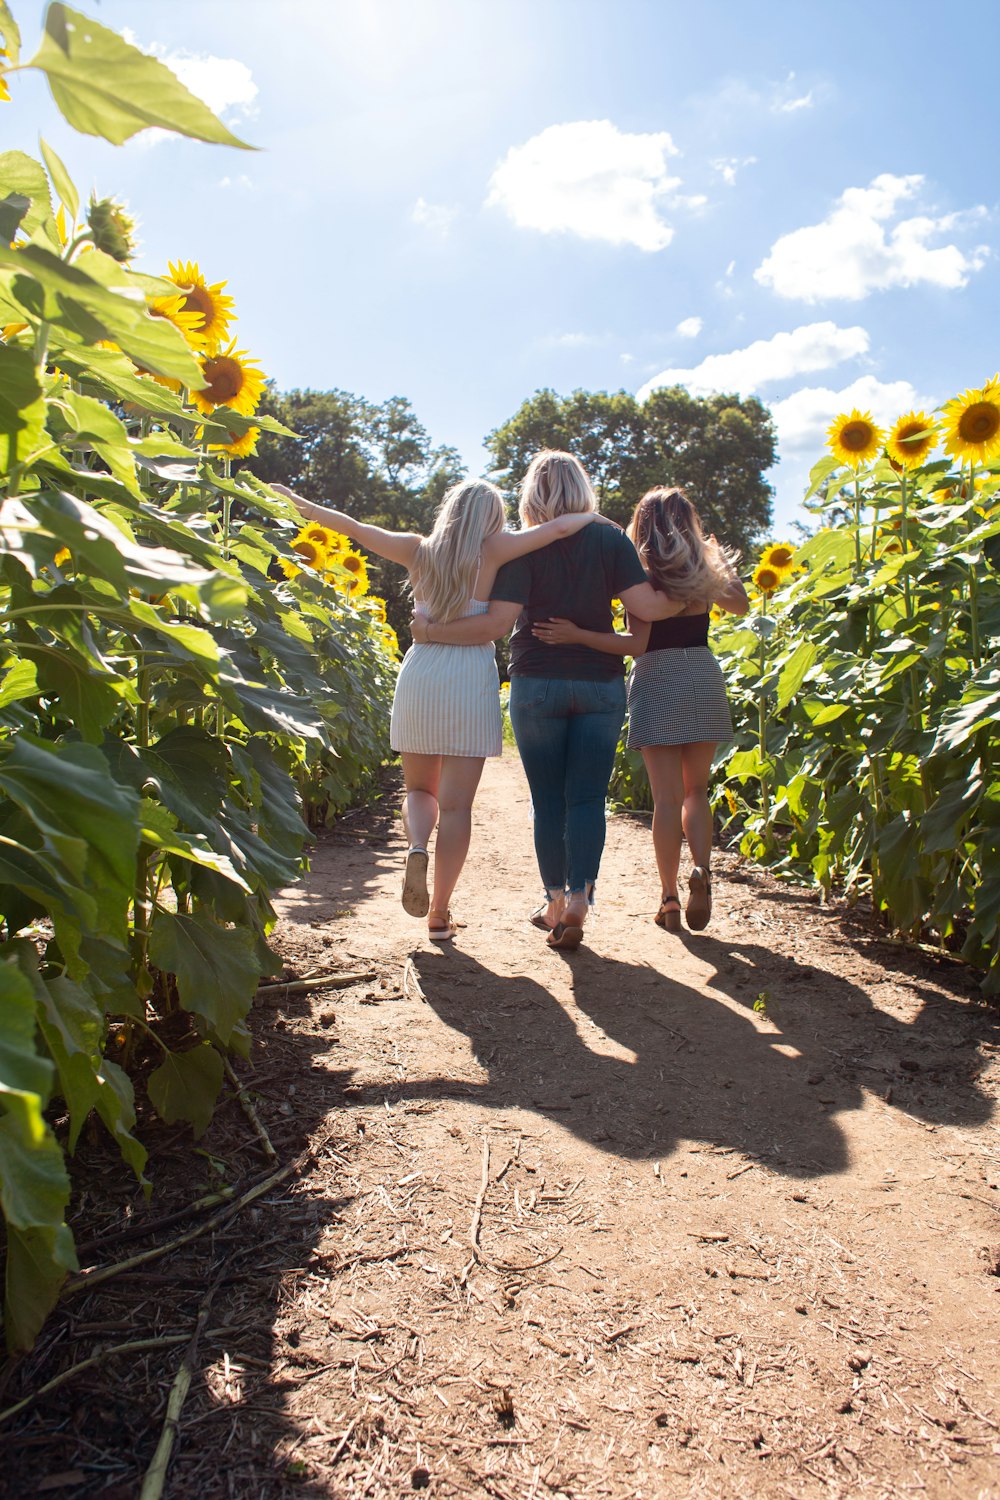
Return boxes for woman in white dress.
[276,479,604,940]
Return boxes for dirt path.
[4,752,999,1500]
[256,752,1000,1498]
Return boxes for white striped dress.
[389,599,502,758]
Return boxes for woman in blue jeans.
[410,450,679,949]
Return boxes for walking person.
[533,486,748,931]
[410,452,681,950]
[274,478,604,940]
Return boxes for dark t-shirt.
[492,523,647,679]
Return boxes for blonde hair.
[519,449,597,527]
[413,479,506,624]
[628,487,740,607]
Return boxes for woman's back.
[491,524,647,679]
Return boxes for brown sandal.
[547,921,584,951]
[686,866,712,931]
[402,847,429,917]
[428,909,458,942]
[654,895,682,932]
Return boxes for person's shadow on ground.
[394,934,994,1180]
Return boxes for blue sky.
[8,0,999,533]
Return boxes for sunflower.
[53,548,71,568]
[725,789,739,816]
[296,523,343,554]
[883,508,919,532]
[941,378,1000,464]
[190,342,265,418]
[380,624,400,656]
[759,542,796,574]
[2,323,29,340]
[166,260,236,352]
[367,597,387,624]
[752,563,783,594]
[0,50,10,104]
[886,410,937,469]
[208,426,260,459]
[826,409,884,468]
[709,604,723,623]
[336,549,369,595]
[291,537,328,570]
[149,292,207,349]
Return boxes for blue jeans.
[509,676,626,897]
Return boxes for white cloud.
[676,316,703,339]
[537,331,602,350]
[411,197,458,236]
[218,174,255,191]
[487,120,685,252]
[771,72,814,114]
[755,173,990,302]
[638,320,870,401]
[711,156,757,187]
[770,375,929,455]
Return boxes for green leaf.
[147,1043,224,1139]
[0,344,47,470]
[0,192,31,243]
[92,1058,148,1186]
[0,151,55,241]
[0,0,22,65]
[0,241,203,385]
[0,955,55,1115]
[4,1223,77,1353]
[803,454,841,503]
[147,911,260,1045]
[56,387,140,497]
[39,136,79,223]
[19,490,216,591]
[776,639,817,712]
[139,801,251,892]
[0,734,140,901]
[0,658,39,709]
[29,5,255,150]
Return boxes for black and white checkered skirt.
[626,646,733,748]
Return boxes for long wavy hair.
[413,478,506,625]
[628,487,739,606]
[519,450,597,526]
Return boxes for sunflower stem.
[757,592,770,840]
[852,475,863,578]
[967,461,982,670]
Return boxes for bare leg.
[400,752,441,852]
[430,755,486,917]
[680,741,718,872]
[641,746,685,899]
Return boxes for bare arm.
[485,509,611,565]
[532,613,652,657]
[715,573,750,615]
[618,579,684,621]
[411,599,522,646]
[271,483,421,568]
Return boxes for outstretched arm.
[532,614,652,657]
[485,509,612,565]
[271,483,421,568]
[411,599,522,646]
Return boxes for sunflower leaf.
[0,1,22,66]
[39,137,78,223]
[29,6,255,150]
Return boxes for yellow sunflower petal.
[941,379,1000,465]
[150,292,208,350]
[167,260,236,352]
[190,341,265,418]
[208,426,260,459]
[759,542,796,573]
[826,408,884,468]
[885,410,937,469]
[752,563,783,594]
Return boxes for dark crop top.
[641,611,710,654]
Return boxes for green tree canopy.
[486,386,776,557]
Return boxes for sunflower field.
[0,4,398,1353]
[616,391,1000,993]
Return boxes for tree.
[486,386,776,556]
[640,387,776,556]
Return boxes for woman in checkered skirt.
[533,487,748,932]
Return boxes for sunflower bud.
[87,196,139,263]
